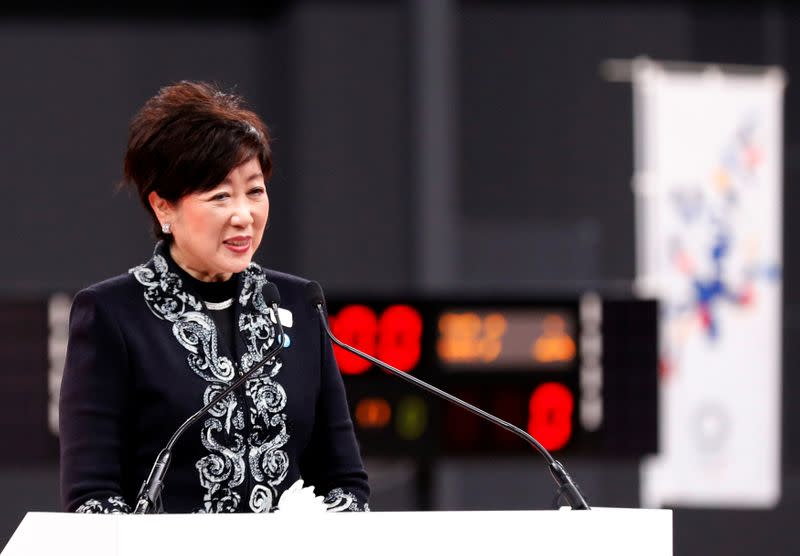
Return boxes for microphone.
[305,281,590,510]
[133,282,286,514]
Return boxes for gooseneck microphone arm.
[306,281,590,511]
[133,287,286,514]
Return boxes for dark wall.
[0,2,798,555]
[459,4,691,289]
[290,3,412,291]
[0,19,291,293]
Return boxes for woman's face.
[150,157,269,282]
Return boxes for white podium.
[2,508,672,556]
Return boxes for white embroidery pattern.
[76,495,131,514]
[323,488,370,512]
[131,255,203,319]
[130,250,289,513]
[249,484,273,513]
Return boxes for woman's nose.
[230,201,255,227]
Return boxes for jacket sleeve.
[299,307,370,512]
[59,289,132,513]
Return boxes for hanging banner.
[634,61,784,508]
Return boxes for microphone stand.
[312,301,590,511]
[133,303,286,514]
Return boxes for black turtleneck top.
[167,252,239,361]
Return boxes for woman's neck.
[169,243,233,283]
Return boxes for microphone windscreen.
[305,281,326,310]
[263,282,281,306]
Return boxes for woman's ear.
[148,191,174,226]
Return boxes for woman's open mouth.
[223,236,251,253]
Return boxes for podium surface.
[3,508,672,556]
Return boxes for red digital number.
[378,305,423,372]
[527,382,574,451]
[329,305,377,375]
[330,304,423,374]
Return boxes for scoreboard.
[0,294,658,464]
[327,295,658,459]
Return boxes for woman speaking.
[59,81,369,513]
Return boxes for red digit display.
[377,305,423,372]
[331,304,423,375]
[329,305,377,375]
[528,382,574,451]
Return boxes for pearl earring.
[162,222,171,234]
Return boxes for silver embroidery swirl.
[249,484,273,513]
[239,312,277,370]
[130,250,289,513]
[239,265,271,315]
[131,254,202,321]
[75,495,131,514]
[197,484,241,514]
[173,312,235,382]
[247,374,287,416]
[203,384,242,434]
[247,413,290,484]
[196,418,246,489]
[323,488,370,512]
[239,264,278,369]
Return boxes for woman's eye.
[210,193,229,201]
[249,187,266,196]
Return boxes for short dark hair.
[123,81,272,240]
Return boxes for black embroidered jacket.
[59,243,369,513]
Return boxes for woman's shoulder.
[259,267,311,288]
[245,261,311,290]
[251,265,318,311]
[77,247,165,302]
[77,272,141,298]
[72,272,144,316]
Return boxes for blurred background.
[1,1,798,554]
